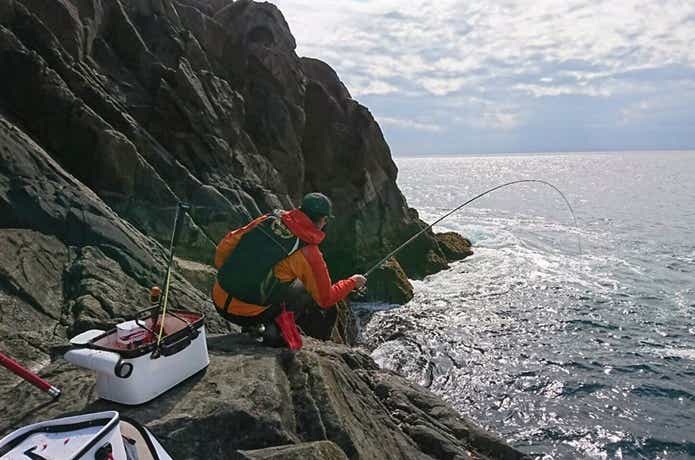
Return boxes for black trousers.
[217,302,285,327]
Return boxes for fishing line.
[364,179,581,277]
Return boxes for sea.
[359,151,695,459]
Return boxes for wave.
[630,384,695,400]
[604,438,695,459]
[565,319,619,331]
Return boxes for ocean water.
[360,151,695,459]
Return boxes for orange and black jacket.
[212,209,356,317]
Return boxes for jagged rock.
[213,0,307,200]
[370,372,525,460]
[330,300,359,346]
[300,57,351,105]
[436,232,474,261]
[0,113,231,358]
[71,0,106,57]
[21,0,84,61]
[0,230,68,386]
[174,256,216,295]
[0,118,505,460]
[175,0,227,67]
[237,441,348,460]
[0,337,527,460]
[391,209,450,278]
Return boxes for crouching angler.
[212,193,367,343]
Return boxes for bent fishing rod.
[363,179,581,278]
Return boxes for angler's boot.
[261,323,285,347]
[241,324,265,342]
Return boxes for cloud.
[478,110,521,130]
[419,77,469,96]
[350,79,399,96]
[619,83,695,126]
[378,117,443,132]
[270,0,695,154]
[512,83,613,98]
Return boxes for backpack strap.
[259,235,303,304]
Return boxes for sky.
[270,0,695,155]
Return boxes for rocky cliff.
[0,0,508,458]
[0,0,470,304]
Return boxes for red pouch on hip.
[275,304,303,350]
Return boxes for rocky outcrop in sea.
[0,0,523,458]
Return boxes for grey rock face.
[0,112,230,360]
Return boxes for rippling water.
[359,151,695,459]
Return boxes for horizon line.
[392,148,695,157]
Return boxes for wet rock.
[370,371,528,460]
[330,300,359,346]
[436,232,474,261]
[364,258,414,305]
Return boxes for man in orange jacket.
[212,193,367,338]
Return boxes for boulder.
[436,232,474,261]
[363,258,414,305]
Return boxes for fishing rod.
[154,202,190,354]
[363,179,581,277]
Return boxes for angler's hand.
[350,274,367,290]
